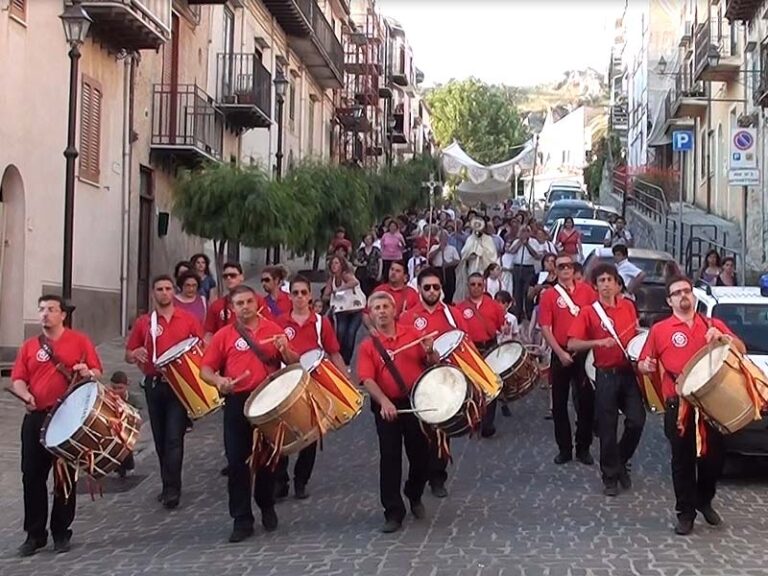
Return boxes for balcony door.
[137,167,154,316]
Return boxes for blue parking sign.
[672,130,694,152]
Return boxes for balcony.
[663,90,694,135]
[151,84,223,165]
[390,49,410,87]
[755,43,768,107]
[337,105,371,132]
[725,0,762,21]
[391,112,407,144]
[672,69,707,118]
[694,19,740,82]
[74,0,170,50]
[260,0,344,88]
[215,53,272,131]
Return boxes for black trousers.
[144,377,187,500]
[224,392,275,529]
[594,368,646,484]
[440,266,457,304]
[276,442,317,489]
[21,411,77,541]
[551,353,594,456]
[373,400,429,522]
[664,398,725,521]
[512,264,535,320]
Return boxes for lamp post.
[387,115,396,168]
[59,0,92,327]
[272,70,289,265]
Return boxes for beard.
[678,297,692,311]
[422,293,440,306]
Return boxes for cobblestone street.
[2,356,768,576]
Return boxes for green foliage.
[426,78,528,165]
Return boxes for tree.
[426,78,528,165]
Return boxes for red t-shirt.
[455,296,506,344]
[638,314,733,399]
[568,297,638,369]
[264,291,292,318]
[126,309,205,376]
[557,229,581,255]
[12,330,103,410]
[201,319,284,394]
[367,283,419,319]
[204,294,272,335]
[412,235,439,254]
[538,282,597,348]
[399,301,468,337]
[278,312,340,356]
[357,326,428,401]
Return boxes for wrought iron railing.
[216,53,272,116]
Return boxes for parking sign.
[672,131,693,152]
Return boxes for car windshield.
[546,206,594,225]
[712,304,768,354]
[575,224,611,244]
[549,189,584,203]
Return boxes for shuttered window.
[10,0,26,22]
[79,76,102,183]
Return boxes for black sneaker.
[501,404,512,417]
[553,452,572,465]
[697,505,723,526]
[228,525,254,543]
[261,507,278,532]
[603,483,619,497]
[410,499,426,519]
[163,496,180,510]
[576,451,594,466]
[618,467,632,490]
[294,484,309,500]
[53,537,71,554]
[480,426,496,438]
[274,483,289,500]
[380,519,402,533]
[18,537,47,557]
[430,482,448,498]
[674,517,694,535]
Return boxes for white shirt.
[429,245,460,267]
[507,239,538,267]
[529,239,557,271]
[408,255,427,280]
[486,277,502,298]
[616,258,642,287]
[497,312,520,343]
[605,228,632,247]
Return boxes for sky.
[377,1,621,87]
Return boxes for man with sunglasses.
[274,275,346,500]
[400,268,468,498]
[363,260,419,332]
[455,272,506,438]
[539,254,597,466]
[637,275,744,536]
[567,263,645,497]
[261,266,292,318]
[205,262,271,342]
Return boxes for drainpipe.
[119,53,134,336]
[741,23,748,281]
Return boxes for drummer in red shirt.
[125,275,204,511]
[11,294,102,557]
[204,262,270,341]
[455,272,505,438]
[274,275,346,500]
[567,263,645,497]
[539,253,597,466]
[362,261,419,332]
[637,274,745,536]
[201,284,298,543]
[358,291,439,534]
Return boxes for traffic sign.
[728,168,760,186]
[730,128,757,169]
[672,130,693,152]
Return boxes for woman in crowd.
[484,263,503,298]
[173,270,207,325]
[191,253,217,302]
[717,256,738,286]
[324,255,362,365]
[555,216,582,261]
[380,220,406,279]
[354,232,383,296]
[698,249,722,284]
[173,261,191,293]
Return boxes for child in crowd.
[494,291,519,343]
[109,371,136,479]
[485,263,503,299]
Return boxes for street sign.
[728,168,760,186]
[672,130,693,152]
[730,128,757,169]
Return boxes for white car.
[549,217,613,261]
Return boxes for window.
[289,81,296,122]
[308,98,316,154]
[10,0,26,22]
[79,76,103,183]
[223,6,234,55]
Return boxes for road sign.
[672,130,693,152]
[730,128,757,169]
[728,168,760,186]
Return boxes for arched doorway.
[0,165,26,348]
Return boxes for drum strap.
[590,302,630,359]
[37,335,75,382]
[442,304,458,329]
[314,313,323,348]
[370,336,410,398]
[150,312,159,364]
[235,322,278,369]
[554,284,580,317]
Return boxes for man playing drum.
[200,285,298,543]
[362,260,419,331]
[125,275,204,510]
[567,263,646,496]
[400,267,468,498]
[274,275,346,500]
[637,275,745,535]
[539,253,597,466]
[357,291,439,533]
[11,295,102,556]
[455,272,505,438]
[205,262,271,342]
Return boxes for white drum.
[585,350,596,383]
[411,365,473,437]
[627,330,649,362]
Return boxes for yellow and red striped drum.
[155,337,223,420]
[433,330,502,402]
[300,349,363,430]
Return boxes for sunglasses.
[223,272,239,279]
[421,283,442,292]
[291,289,309,296]
[556,263,573,270]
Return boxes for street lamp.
[59,0,92,327]
[272,70,289,264]
[387,115,396,168]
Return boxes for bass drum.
[411,364,475,437]
[483,341,539,402]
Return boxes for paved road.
[2,364,768,576]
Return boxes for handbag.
[330,284,367,314]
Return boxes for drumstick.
[259,335,283,345]
[229,370,252,387]
[396,408,437,414]
[4,385,32,406]
[390,331,439,357]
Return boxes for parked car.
[594,204,620,222]
[693,284,768,457]
[543,199,596,229]
[583,247,676,327]
[544,185,588,211]
[549,217,613,261]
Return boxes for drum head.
[156,337,199,367]
[43,381,99,448]
[585,350,596,382]
[434,330,465,359]
[681,343,729,396]
[299,349,325,372]
[484,342,523,374]
[245,366,304,417]
[412,365,467,424]
[627,330,649,362]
